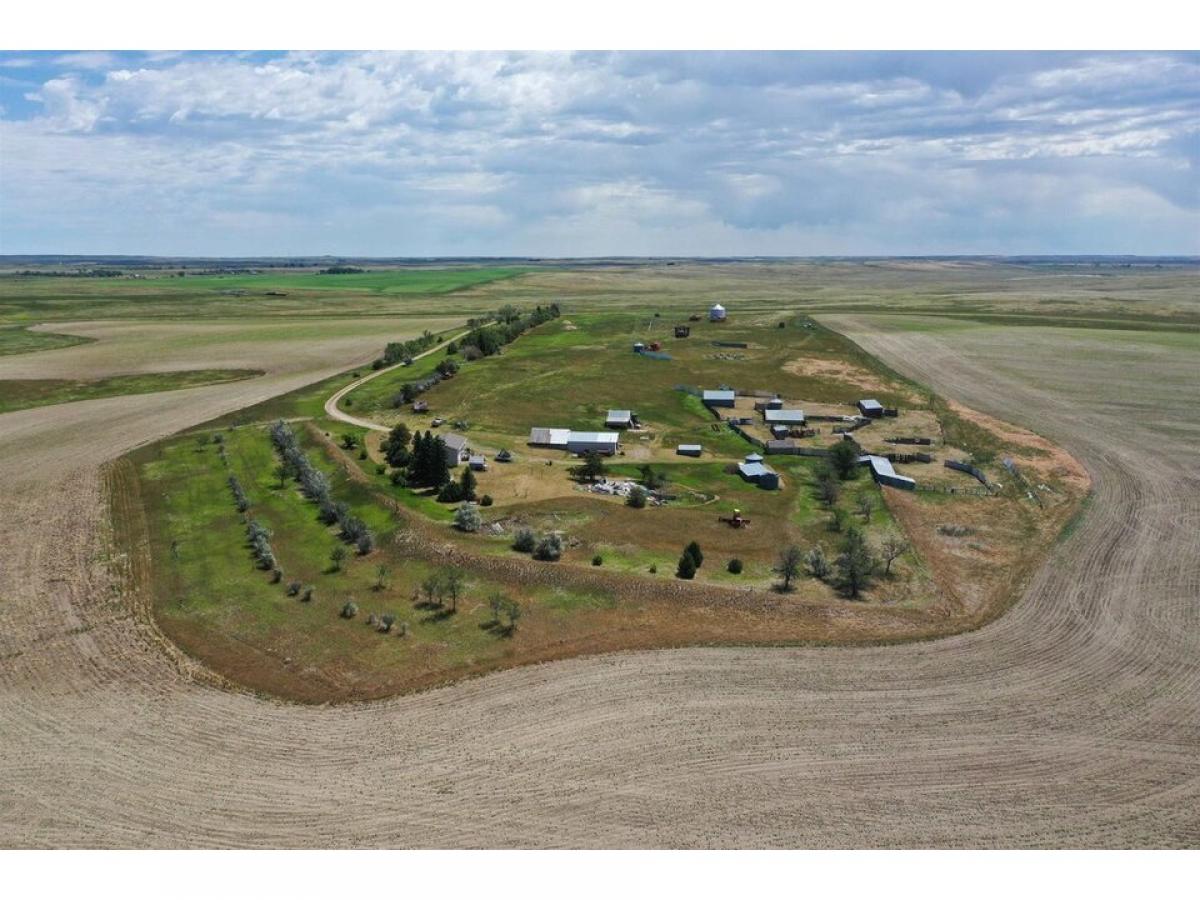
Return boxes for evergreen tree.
[684,541,704,569]
[459,466,477,501]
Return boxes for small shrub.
[727,558,743,575]
[626,485,647,508]
[805,546,830,580]
[454,502,482,532]
[359,448,368,460]
[376,464,387,475]
[330,545,347,571]
[286,580,302,596]
[592,554,603,566]
[480,494,494,507]
[356,532,375,555]
[380,613,396,633]
[676,553,696,580]
[341,601,358,619]
[390,470,408,487]
[649,563,658,574]
[270,568,283,584]
[513,528,536,553]
[533,533,563,561]
[301,586,315,602]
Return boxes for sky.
[0,50,1197,257]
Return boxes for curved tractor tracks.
[0,315,1197,847]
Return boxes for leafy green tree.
[727,558,743,575]
[626,485,648,508]
[341,601,358,619]
[574,451,606,483]
[835,526,878,599]
[513,528,536,552]
[815,464,841,507]
[453,502,482,532]
[880,533,910,576]
[442,568,466,612]
[856,493,874,522]
[329,545,348,572]
[829,440,861,480]
[383,423,412,468]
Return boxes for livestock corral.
[1,259,1197,848]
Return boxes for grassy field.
[0,324,95,356]
[0,266,531,322]
[0,369,263,414]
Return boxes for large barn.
[566,432,620,456]
[764,408,806,426]
[528,427,570,448]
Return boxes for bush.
[626,485,647,508]
[727,558,744,574]
[676,553,697,580]
[480,494,494,507]
[454,502,482,532]
[684,541,704,569]
[592,554,603,566]
[270,568,283,584]
[341,601,358,619]
[359,448,368,460]
[301,586,314,602]
[533,533,563,561]
[380,613,396,634]
[390,470,408,487]
[356,532,375,555]
[805,546,830,580]
[438,481,464,503]
[649,563,657,574]
[286,580,302,596]
[512,528,536,552]
[330,545,348,571]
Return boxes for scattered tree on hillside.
[879,533,910,576]
[626,485,648,508]
[856,494,874,523]
[573,451,606,483]
[533,533,563,561]
[512,527,536,553]
[805,545,830,580]
[815,464,841,507]
[329,545,348,572]
[773,544,804,592]
[835,527,878,599]
[442,568,466,613]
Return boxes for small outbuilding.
[676,444,702,457]
[468,455,487,471]
[709,303,727,322]
[441,433,470,467]
[606,409,635,429]
[632,342,646,353]
[412,400,428,413]
[737,453,779,490]
[674,325,690,338]
[858,399,884,418]
[702,389,736,408]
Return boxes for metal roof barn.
[764,408,806,425]
[528,427,570,447]
[676,444,702,456]
[702,389,736,407]
[605,409,633,428]
[861,454,916,490]
[858,398,884,417]
[566,432,620,455]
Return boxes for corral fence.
[885,452,933,464]
[915,483,994,497]
[944,459,990,485]
[886,436,934,446]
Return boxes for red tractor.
[718,509,751,528]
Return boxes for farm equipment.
[718,509,751,528]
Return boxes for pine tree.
[684,541,704,569]
[460,466,477,501]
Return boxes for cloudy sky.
[1,51,1196,256]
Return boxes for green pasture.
[0,369,262,414]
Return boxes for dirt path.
[323,328,474,433]
[1,315,1197,847]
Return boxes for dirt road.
[322,328,472,433]
[1,315,1196,847]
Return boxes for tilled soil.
[1,315,1197,847]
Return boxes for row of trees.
[455,303,561,359]
[374,329,438,369]
[246,520,276,571]
[773,527,909,598]
[227,474,250,513]
[269,420,375,555]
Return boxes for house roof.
[859,398,883,410]
[469,454,486,464]
[441,433,469,451]
[744,452,764,463]
[738,461,777,479]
